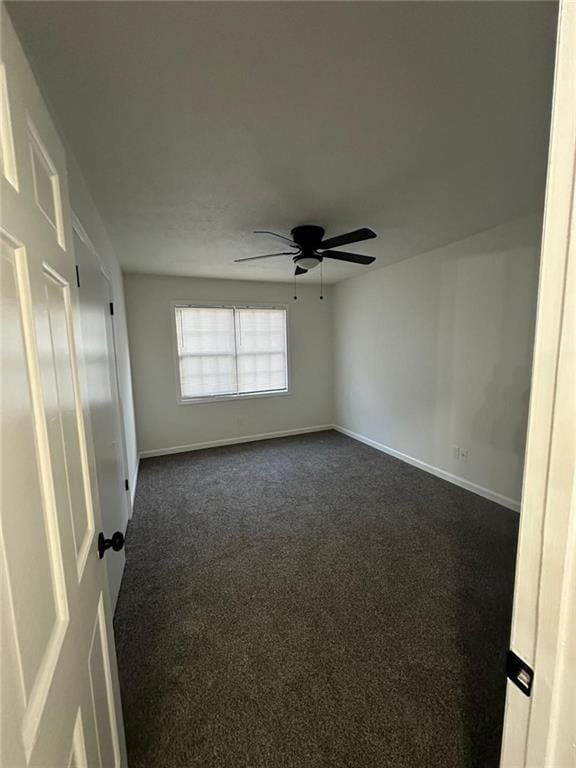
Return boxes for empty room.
[2,2,575,768]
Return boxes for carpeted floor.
[114,430,519,768]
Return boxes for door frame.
[102,269,133,518]
[500,0,575,764]
[71,211,132,523]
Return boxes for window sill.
[178,390,291,406]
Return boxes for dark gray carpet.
[114,430,518,768]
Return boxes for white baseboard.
[333,425,521,513]
[139,424,333,459]
[130,459,139,510]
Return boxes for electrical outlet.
[452,445,469,462]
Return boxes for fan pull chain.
[293,270,298,301]
[320,261,324,300]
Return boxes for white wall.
[67,154,139,488]
[332,216,542,507]
[124,274,333,455]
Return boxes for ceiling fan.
[234,225,377,275]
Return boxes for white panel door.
[0,8,127,768]
[74,230,129,609]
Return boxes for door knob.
[98,531,125,559]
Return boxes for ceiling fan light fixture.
[242,225,378,273]
[296,256,321,270]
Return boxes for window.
[174,305,288,401]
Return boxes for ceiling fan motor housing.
[291,225,325,250]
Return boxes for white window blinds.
[175,306,288,400]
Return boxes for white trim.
[26,112,66,250]
[333,424,521,513]
[71,211,112,283]
[178,389,290,406]
[130,459,139,509]
[71,211,97,258]
[0,63,19,191]
[99,268,132,525]
[139,424,333,458]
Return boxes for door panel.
[0,8,126,767]
[1,231,71,760]
[42,264,95,577]
[87,598,121,768]
[68,711,88,768]
[1,234,68,705]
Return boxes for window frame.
[171,300,291,405]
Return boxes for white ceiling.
[9,1,557,283]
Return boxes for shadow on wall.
[469,231,539,493]
[473,364,532,455]
[432,216,540,500]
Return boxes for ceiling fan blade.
[254,230,298,246]
[319,227,377,250]
[234,252,294,263]
[322,250,376,265]
[295,266,308,276]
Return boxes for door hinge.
[109,301,114,316]
[75,264,80,287]
[124,478,129,492]
[507,650,533,696]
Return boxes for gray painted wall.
[332,216,541,505]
